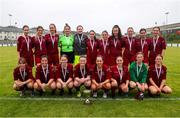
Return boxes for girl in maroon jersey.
[56,55,74,95]
[34,55,56,95]
[91,55,111,98]
[108,25,123,66]
[17,25,34,67]
[135,28,150,66]
[148,55,172,95]
[13,57,34,96]
[98,30,110,66]
[123,27,137,66]
[86,30,99,66]
[149,27,166,66]
[45,24,59,66]
[110,56,130,98]
[32,26,47,66]
[74,56,91,97]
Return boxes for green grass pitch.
[0,47,180,117]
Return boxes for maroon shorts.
[24,56,34,67]
[35,56,41,65]
[48,53,59,65]
[123,56,135,66]
[143,56,149,64]
[109,56,116,66]
[87,55,96,66]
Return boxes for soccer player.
[123,27,137,66]
[34,55,56,95]
[110,56,130,98]
[74,56,91,97]
[74,25,88,65]
[129,52,148,99]
[56,55,74,95]
[135,28,150,66]
[98,30,110,66]
[149,27,166,66]
[86,30,99,66]
[148,55,172,95]
[108,25,123,66]
[45,23,59,66]
[59,23,74,63]
[13,57,34,96]
[32,26,47,66]
[91,55,111,98]
[17,25,34,67]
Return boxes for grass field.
[0,47,180,117]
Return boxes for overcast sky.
[0,0,180,34]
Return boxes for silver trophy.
[83,90,92,105]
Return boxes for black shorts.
[61,51,74,63]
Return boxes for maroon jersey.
[110,65,130,84]
[17,35,34,67]
[32,36,47,57]
[148,65,167,87]
[98,39,110,65]
[35,65,54,83]
[135,38,150,63]
[149,37,166,65]
[13,65,34,81]
[56,64,73,82]
[108,36,123,66]
[92,65,110,83]
[86,39,99,65]
[74,64,91,78]
[122,36,137,66]
[45,33,59,55]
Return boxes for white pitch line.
[0,97,180,101]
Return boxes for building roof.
[146,22,180,33]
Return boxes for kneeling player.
[13,57,34,96]
[148,55,172,96]
[110,56,130,98]
[56,55,74,95]
[74,56,91,97]
[91,55,111,98]
[129,52,148,99]
[34,55,56,95]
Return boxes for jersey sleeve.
[13,68,18,81]
[129,63,138,82]
[141,65,148,83]
[17,36,21,52]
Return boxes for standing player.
[86,30,99,66]
[91,56,111,98]
[17,25,34,67]
[108,25,123,66]
[56,55,74,95]
[123,27,137,66]
[129,52,148,99]
[59,23,74,63]
[45,24,59,66]
[149,27,166,66]
[34,55,56,95]
[148,55,172,96]
[13,57,34,96]
[74,56,91,97]
[135,28,150,66]
[74,25,88,65]
[110,56,130,98]
[98,30,110,66]
[32,26,47,66]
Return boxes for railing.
[0,41,179,47]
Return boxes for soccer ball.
[135,92,144,100]
[84,98,92,105]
